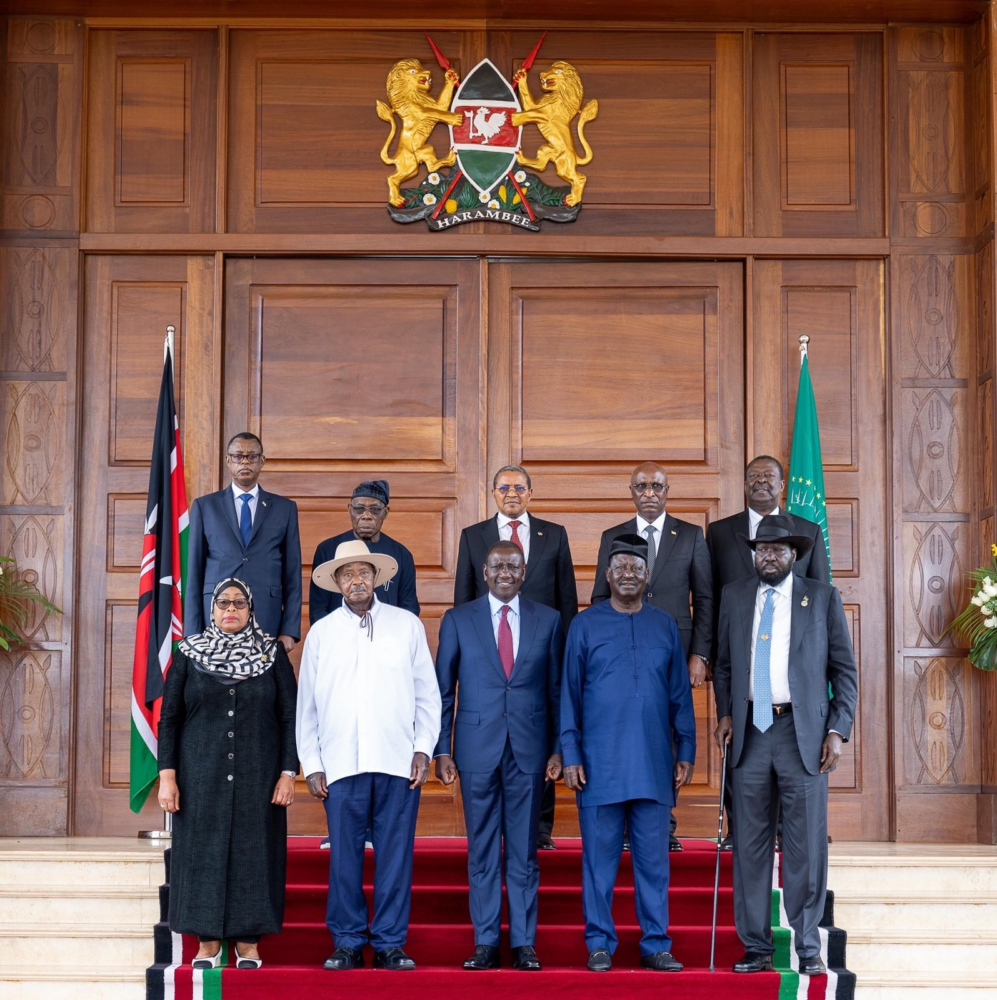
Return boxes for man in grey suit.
[185,432,302,650]
[712,514,857,977]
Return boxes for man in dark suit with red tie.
[454,465,578,848]
[435,541,564,970]
[591,461,713,850]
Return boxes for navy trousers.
[322,772,421,952]
[578,799,672,957]
[460,738,545,948]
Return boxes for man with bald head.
[591,462,713,850]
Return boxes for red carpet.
[147,837,856,999]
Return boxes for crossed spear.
[425,32,546,222]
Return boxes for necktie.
[508,520,523,552]
[644,525,656,580]
[498,605,514,679]
[239,493,253,547]
[753,588,776,732]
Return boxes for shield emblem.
[449,59,522,197]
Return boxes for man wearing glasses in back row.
[185,432,302,651]
[591,462,714,852]
[310,480,420,625]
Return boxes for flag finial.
[798,334,809,364]
[165,325,175,363]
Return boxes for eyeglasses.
[215,599,249,610]
[227,453,262,465]
[495,485,529,494]
[630,482,667,495]
[349,503,386,517]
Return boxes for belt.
[749,702,792,715]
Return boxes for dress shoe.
[720,835,733,851]
[191,947,222,970]
[373,947,416,971]
[587,948,612,972]
[800,956,827,976]
[622,834,631,852]
[537,833,557,850]
[323,946,364,970]
[733,952,774,973]
[233,944,262,970]
[512,945,542,970]
[640,951,683,971]
[463,944,500,970]
[669,837,684,852]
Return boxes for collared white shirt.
[488,592,520,658]
[295,597,442,786]
[748,505,780,540]
[496,510,531,564]
[231,481,260,526]
[749,573,793,703]
[635,510,667,556]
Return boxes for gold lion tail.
[575,99,599,166]
[375,101,397,165]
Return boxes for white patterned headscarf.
[178,578,278,684]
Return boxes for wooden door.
[223,257,483,835]
[487,260,745,835]
[752,258,889,841]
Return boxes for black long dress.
[158,646,298,939]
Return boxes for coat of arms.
[376,35,598,231]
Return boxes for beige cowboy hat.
[311,539,399,593]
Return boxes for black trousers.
[538,778,555,838]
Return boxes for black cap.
[608,532,650,565]
[352,480,389,505]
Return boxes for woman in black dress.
[158,577,298,970]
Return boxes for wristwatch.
[281,770,297,778]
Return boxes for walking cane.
[709,743,728,972]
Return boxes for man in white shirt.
[712,515,857,978]
[296,539,441,972]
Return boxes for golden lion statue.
[376,59,463,207]
[512,61,598,206]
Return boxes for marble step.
[855,971,997,998]
[846,931,997,975]
[0,849,165,889]
[829,854,997,893]
[0,923,154,970]
[1,968,144,1000]
[834,891,997,931]
[0,885,161,925]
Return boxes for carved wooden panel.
[2,18,82,234]
[977,243,994,374]
[970,22,992,234]
[106,494,146,572]
[0,514,63,641]
[753,32,883,237]
[0,648,64,782]
[980,379,994,513]
[104,601,135,786]
[752,258,887,839]
[901,389,968,515]
[891,26,972,239]
[2,379,65,506]
[900,255,972,381]
[902,657,979,788]
[902,522,968,649]
[86,29,216,232]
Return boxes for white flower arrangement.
[952,545,997,669]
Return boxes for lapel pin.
[801,595,809,607]
[671,530,677,536]
[537,531,543,536]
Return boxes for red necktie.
[509,520,523,551]
[498,605,514,679]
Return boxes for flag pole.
[138,324,179,842]
[799,333,809,363]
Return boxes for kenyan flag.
[129,336,188,813]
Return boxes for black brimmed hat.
[738,513,815,556]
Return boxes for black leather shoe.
[587,948,612,972]
[373,947,416,970]
[733,952,774,973]
[512,945,542,970]
[537,833,557,850]
[669,837,684,852]
[622,834,631,852]
[720,835,733,851]
[800,956,827,976]
[463,944,500,970]
[640,951,683,971]
[323,946,364,970]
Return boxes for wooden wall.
[0,11,994,842]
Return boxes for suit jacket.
[590,514,713,660]
[434,595,564,775]
[453,514,578,633]
[706,509,830,662]
[712,575,858,775]
[185,487,302,639]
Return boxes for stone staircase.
[0,838,166,1000]
[830,844,997,998]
